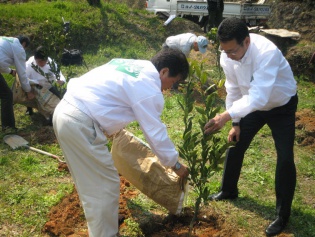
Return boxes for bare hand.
[56,80,65,85]
[173,163,189,179]
[27,91,35,100]
[204,111,231,134]
[228,126,240,142]
[173,163,189,191]
[10,69,17,77]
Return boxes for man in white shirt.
[204,18,297,237]
[163,33,208,89]
[25,46,66,116]
[163,33,209,57]
[0,36,35,132]
[53,48,190,237]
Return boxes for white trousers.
[53,99,120,237]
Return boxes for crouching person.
[25,46,66,124]
[53,48,190,237]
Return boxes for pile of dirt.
[265,0,315,80]
[42,174,236,237]
[296,109,315,149]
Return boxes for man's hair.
[217,18,249,44]
[17,35,30,48]
[151,48,189,82]
[34,46,48,61]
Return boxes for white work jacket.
[165,33,196,57]
[0,37,31,92]
[64,59,178,167]
[26,56,66,89]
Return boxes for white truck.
[146,0,271,31]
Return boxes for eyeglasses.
[219,44,242,56]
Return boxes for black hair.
[217,18,249,45]
[151,48,189,82]
[34,46,48,61]
[17,35,30,48]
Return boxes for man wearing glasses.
[204,18,297,236]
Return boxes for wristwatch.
[172,161,181,171]
[232,122,240,127]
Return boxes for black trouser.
[220,94,298,219]
[207,1,224,28]
[0,73,15,129]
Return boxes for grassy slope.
[0,1,314,236]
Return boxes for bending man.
[204,18,297,237]
[0,36,35,132]
[53,48,190,237]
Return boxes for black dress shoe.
[208,191,238,201]
[265,216,288,236]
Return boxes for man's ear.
[244,36,250,48]
[21,42,27,49]
[159,67,169,80]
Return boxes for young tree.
[178,61,232,236]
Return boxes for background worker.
[204,18,298,237]
[0,35,35,133]
[207,0,224,29]
[163,33,209,57]
[53,48,190,237]
[163,32,208,89]
[25,46,66,116]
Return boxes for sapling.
[178,60,232,236]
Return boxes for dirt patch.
[264,0,315,80]
[296,108,315,148]
[39,104,315,237]
[42,173,234,237]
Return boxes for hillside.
[120,0,315,79]
[0,0,314,78]
[265,0,315,80]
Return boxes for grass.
[0,0,315,236]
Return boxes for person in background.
[163,33,209,58]
[53,48,190,237]
[207,0,224,30]
[0,35,35,133]
[25,46,66,116]
[163,32,208,89]
[204,18,298,237]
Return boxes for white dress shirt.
[26,56,66,89]
[221,33,297,122]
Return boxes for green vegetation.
[0,1,314,236]
[177,61,231,236]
